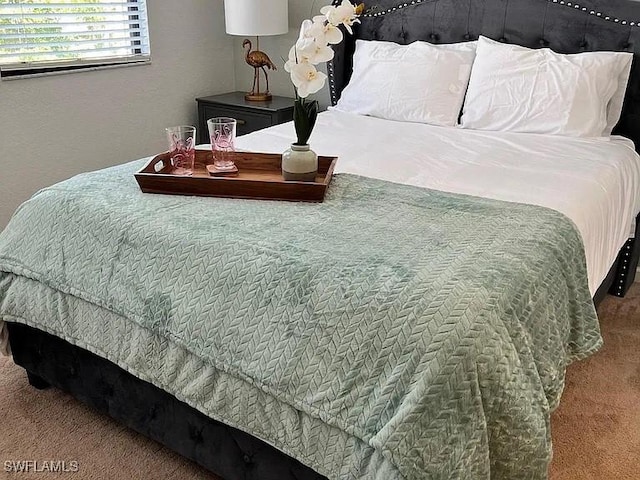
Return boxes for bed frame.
[7,1,640,479]
[329,0,640,304]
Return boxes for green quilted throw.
[0,160,601,479]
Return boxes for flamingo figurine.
[242,38,277,101]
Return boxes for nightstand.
[196,92,295,143]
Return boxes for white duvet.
[234,109,640,295]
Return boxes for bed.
[2,0,640,479]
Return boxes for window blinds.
[0,0,150,75]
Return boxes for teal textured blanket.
[0,159,601,479]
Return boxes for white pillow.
[460,36,633,137]
[604,54,633,136]
[334,39,477,127]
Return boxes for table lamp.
[224,0,289,102]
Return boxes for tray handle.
[142,152,172,174]
[153,158,168,173]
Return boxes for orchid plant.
[284,1,363,146]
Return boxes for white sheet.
[233,109,640,295]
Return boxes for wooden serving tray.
[135,150,337,202]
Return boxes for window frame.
[0,0,151,79]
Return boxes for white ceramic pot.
[282,144,318,182]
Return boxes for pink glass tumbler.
[207,117,237,174]
[166,125,196,175]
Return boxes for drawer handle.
[236,119,247,126]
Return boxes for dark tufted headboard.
[328,0,640,150]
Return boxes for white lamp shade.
[224,0,289,37]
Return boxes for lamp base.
[245,92,272,102]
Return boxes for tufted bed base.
[7,322,327,480]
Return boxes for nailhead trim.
[613,239,636,295]
[360,0,639,26]
[327,60,337,104]
[362,0,426,17]
[550,0,631,25]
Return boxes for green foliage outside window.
[0,0,143,65]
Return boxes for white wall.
[0,0,235,229]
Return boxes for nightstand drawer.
[201,105,272,138]
[196,92,295,143]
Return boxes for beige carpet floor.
[1,283,638,479]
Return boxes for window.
[0,0,150,78]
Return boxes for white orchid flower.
[311,42,335,63]
[284,52,295,72]
[284,43,308,73]
[297,18,315,41]
[311,15,343,45]
[290,63,327,98]
[297,38,335,64]
[320,1,360,34]
[285,37,334,70]
[306,17,327,44]
[284,25,316,70]
[319,4,338,23]
[296,18,330,47]
[293,19,333,58]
